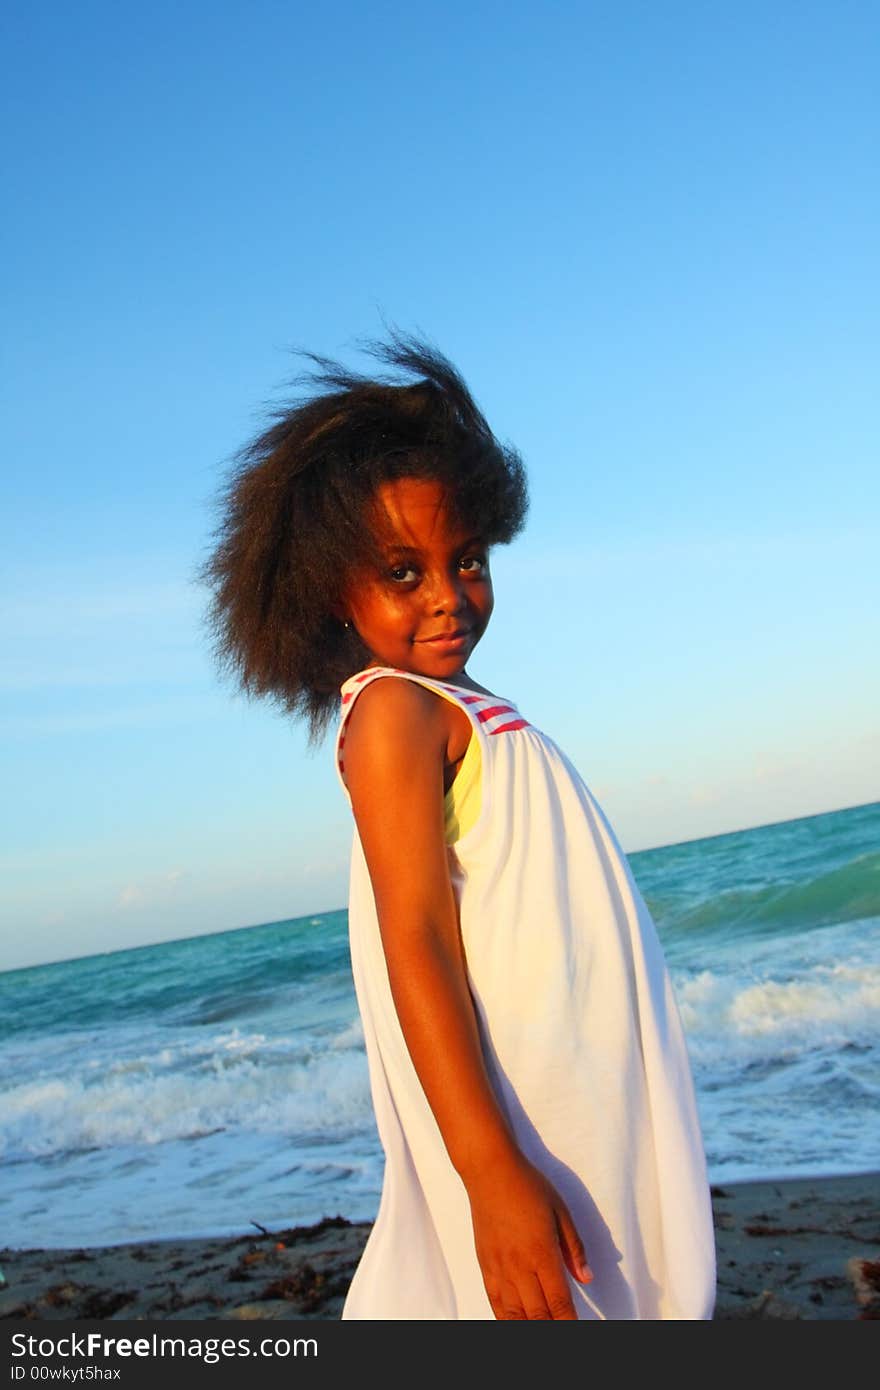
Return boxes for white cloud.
[752,752,802,785]
[689,785,721,807]
[115,867,187,913]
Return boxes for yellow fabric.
[444,727,482,844]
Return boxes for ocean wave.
[0,1029,373,1161]
[675,960,880,1067]
[658,849,880,941]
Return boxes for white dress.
[335,665,716,1320]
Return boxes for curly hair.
[198,329,529,745]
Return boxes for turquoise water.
[1,800,878,1249]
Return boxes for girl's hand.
[465,1151,593,1320]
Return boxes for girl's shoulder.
[337,667,472,797]
[343,668,450,728]
[338,663,530,766]
[339,666,513,747]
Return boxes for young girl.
[202,332,716,1320]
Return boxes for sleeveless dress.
[335,665,716,1320]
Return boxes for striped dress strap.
[336,667,531,794]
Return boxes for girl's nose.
[429,569,467,614]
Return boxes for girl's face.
[341,477,494,679]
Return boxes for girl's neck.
[444,671,496,697]
[364,660,496,699]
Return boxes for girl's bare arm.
[342,678,592,1319]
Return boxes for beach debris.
[809,1275,846,1290]
[846,1258,880,1317]
[720,1289,803,1319]
[42,1282,82,1307]
[153,1286,224,1315]
[261,1264,351,1314]
[276,1214,356,1245]
[228,1242,290,1281]
[745,1221,875,1240]
[78,1289,136,1319]
[36,1283,137,1319]
[745,1223,808,1236]
[222,1301,293,1320]
[0,1296,37,1319]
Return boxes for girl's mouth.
[419,628,472,649]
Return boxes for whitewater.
[1,800,877,1250]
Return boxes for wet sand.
[1,1172,878,1321]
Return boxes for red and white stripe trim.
[336,668,530,784]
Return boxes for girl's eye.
[388,564,418,583]
[386,554,486,583]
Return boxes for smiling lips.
[420,628,471,644]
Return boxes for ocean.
[2,800,878,1251]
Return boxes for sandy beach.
[1,1172,878,1321]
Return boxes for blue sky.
[3,0,877,970]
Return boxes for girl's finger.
[481,1272,507,1322]
[554,1202,593,1284]
[536,1259,579,1320]
[515,1269,555,1321]
[531,1251,581,1323]
[496,1276,530,1320]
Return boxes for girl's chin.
[367,634,480,674]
